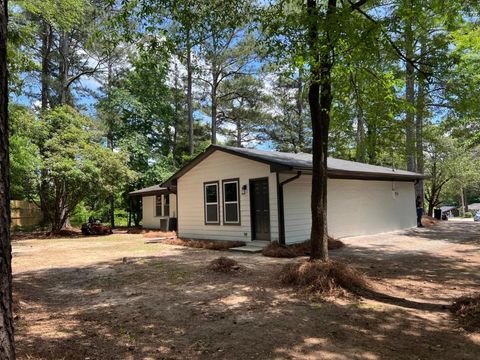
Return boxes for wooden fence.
[11,200,43,230]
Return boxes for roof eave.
[162,145,429,185]
[283,167,427,181]
[128,186,177,197]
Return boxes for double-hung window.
[155,195,170,217]
[155,195,163,217]
[204,182,219,224]
[223,179,240,224]
[163,195,170,217]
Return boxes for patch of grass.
[451,293,480,331]
[279,260,368,296]
[208,257,240,273]
[262,238,344,258]
[161,238,245,251]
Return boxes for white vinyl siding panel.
[141,193,177,229]
[282,175,416,244]
[177,151,278,242]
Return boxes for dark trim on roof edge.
[162,145,427,186]
[162,145,291,186]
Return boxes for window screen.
[204,183,219,223]
[163,195,170,217]
[223,180,239,224]
[155,195,162,217]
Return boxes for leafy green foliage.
[9,105,39,199]
[7,0,480,230]
[30,106,132,231]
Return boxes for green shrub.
[464,212,473,218]
[70,202,90,227]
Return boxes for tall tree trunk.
[40,21,52,111]
[133,198,141,227]
[308,0,335,261]
[415,72,425,200]
[460,187,465,216]
[186,31,194,155]
[366,127,377,164]
[210,35,218,145]
[236,117,241,147]
[0,0,15,356]
[415,40,426,200]
[39,23,52,225]
[127,196,132,228]
[58,31,69,105]
[351,72,366,163]
[211,76,218,144]
[296,69,304,151]
[405,15,416,172]
[109,196,115,228]
[107,57,115,229]
[173,63,180,163]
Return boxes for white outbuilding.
[130,145,425,244]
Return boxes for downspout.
[277,171,302,245]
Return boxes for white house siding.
[169,193,177,218]
[142,196,157,228]
[282,175,416,243]
[141,193,177,229]
[177,151,279,242]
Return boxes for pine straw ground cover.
[207,257,242,273]
[451,293,480,331]
[158,238,246,251]
[12,227,82,240]
[262,238,344,258]
[143,230,178,238]
[280,260,368,297]
[422,215,440,227]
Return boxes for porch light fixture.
[241,184,248,195]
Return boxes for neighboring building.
[440,206,459,218]
[467,203,480,214]
[130,145,426,244]
[129,185,177,231]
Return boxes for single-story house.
[128,184,177,231]
[130,145,426,244]
[440,206,459,218]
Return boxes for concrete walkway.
[338,220,480,255]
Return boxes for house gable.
[175,150,279,242]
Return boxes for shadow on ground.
[14,243,480,360]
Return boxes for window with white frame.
[223,179,239,224]
[155,195,162,217]
[163,194,170,217]
[204,182,219,224]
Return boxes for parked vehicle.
[81,217,113,235]
[474,212,480,222]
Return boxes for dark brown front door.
[250,178,270,241]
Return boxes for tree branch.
[349,1,433,78]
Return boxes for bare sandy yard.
[12,221,480,359]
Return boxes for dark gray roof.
[221,145,423,178]
[468,203,480,210]
[162,145,427,185]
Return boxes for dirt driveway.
[12,221,480,359]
